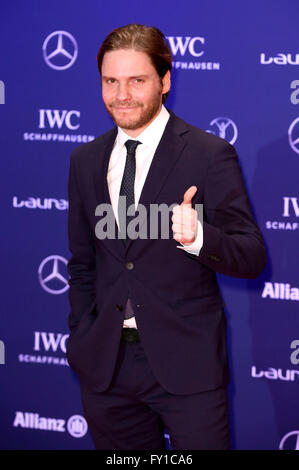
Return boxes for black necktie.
[118,139,141,244]
[118,139,141,321]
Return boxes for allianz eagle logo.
[260,53,299,65]
[166,36,220,71]
[13,196,68,210]
[261,282,299,301]
[18,331,69,367]
[13,412,87,438]
[265,197,299,231]
[23,109,94,144]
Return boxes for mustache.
[109,101,142,108]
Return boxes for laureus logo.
[206,117,238,145]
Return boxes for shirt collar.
[115,105,170,152]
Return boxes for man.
[66,24,266,450]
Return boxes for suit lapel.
[94,112,190,257]
[124,111,189,253]
[93,126,125,260]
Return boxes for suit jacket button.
[208,254,221,262]
[116,304,123,311]
[126,262,134,270]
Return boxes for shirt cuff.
[177,220,203,256]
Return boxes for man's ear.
[162,70,171,94]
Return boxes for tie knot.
[125,139,141,155]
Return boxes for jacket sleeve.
[195,141,267,279]
[67,149,96,332]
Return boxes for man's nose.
[116,82,131,101]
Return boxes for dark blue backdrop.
[1,0,298,450]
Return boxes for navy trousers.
[80,338,230,450]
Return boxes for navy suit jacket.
[66,110,266,395]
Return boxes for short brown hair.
[97,24,172,103]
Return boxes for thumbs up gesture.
[171,186,198,245]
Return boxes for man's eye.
[133,78,143,83]
[106,79,116,84]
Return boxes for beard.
[105,91,162,131]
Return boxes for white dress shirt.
[107,105,203,328]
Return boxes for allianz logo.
[260,53,299,65]
[13,412,88,438]
[13,196,68,210]
[14,412,65,432]
[262,282,299,301]
[252,366,299,382]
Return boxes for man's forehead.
[101,49,155,72]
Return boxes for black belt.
[121,328,140,343]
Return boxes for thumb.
[182,185,197,206]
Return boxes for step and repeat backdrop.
[0,0,298,450]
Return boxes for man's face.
[101,49,170,137]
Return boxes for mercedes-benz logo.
[42,31,78,70]
[207,117,238,145]
[288,117,299,154]
[38,255,69,295]
[279,430,299,450]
